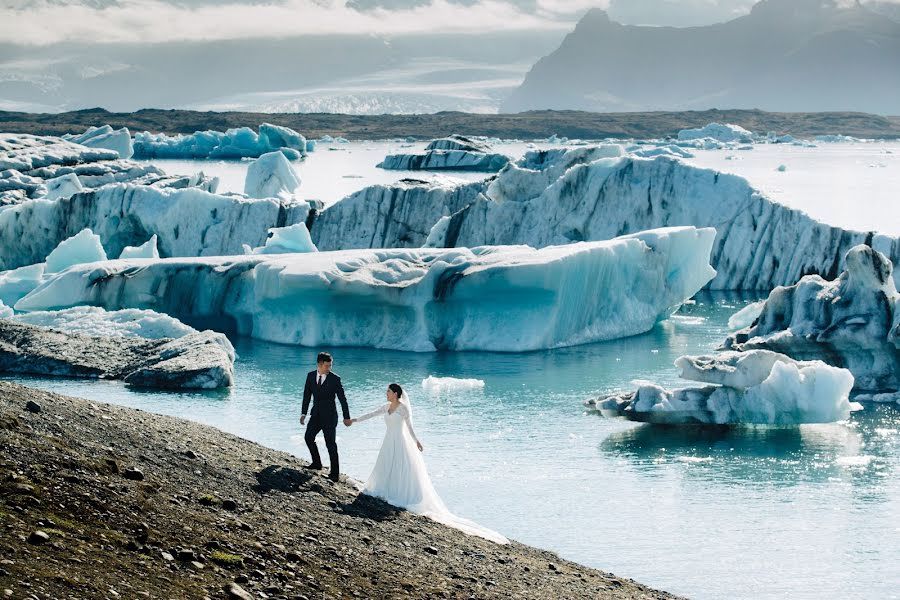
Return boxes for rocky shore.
[0,381,680,599]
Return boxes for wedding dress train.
[354,401,508,544]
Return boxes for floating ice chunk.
[678,123,754,143]
[0,300,12,319]
[776,164,787,172]
[632,145,694,159]
[0,133,119,172]
[65,125,134,159]
[45,229,107,274]
[0,263,45,307]
[17,226,717,352]
[119,235,160,260]
[815,134,862,143]
[591,357,857,425]
[426,135,492,153]
[244,151,302,199]
[422,376,485,393]
[11,306,196,339]
[244,223,317,254]
[726,245,900,393]
[675,350,800,389]
[43,173,83,201]
[727,300,765,330]
[320,135,334,143]
[335,137,349,144]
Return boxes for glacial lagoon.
[7,292,899,600]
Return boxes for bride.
[351,383,508,545]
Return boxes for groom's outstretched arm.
[301,373,312,417]
[336,377,351,421]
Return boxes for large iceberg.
[425,135,494,153]
[310,149,900,291]
[15,226,717,352]
[0,134,119,172]
[132,124,310,160]
[63,125,134,160]
[677,123,755,143]
[0,183,312,270]
[589,349,858,425]
[724,244,900,394]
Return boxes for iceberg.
[0,133,119,172]
[311,149,900,291]
[378,150,510,172]
[727,300,765,330]
[677,123,755,143]
[244,151,302,199]
[44,173,83,201]
[16,226,717,352]
[119,235,160,260]
[132,123,309,160]
[0,264,45,308]
[425,135,494,153]
[63,125,134,160]
[244,223,317,255]
[45,229,107,274]
[590,353,857,425]
[421,376,486,393]
[11,306,196,340]
[724,244,900,394]
[0,183,312,271]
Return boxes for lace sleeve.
[401,404,420,444]
[354,404,388,423]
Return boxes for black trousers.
[304,413,339,475]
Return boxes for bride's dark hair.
[388,383,403,399]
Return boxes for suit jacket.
[302,370,350,424]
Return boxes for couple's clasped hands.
[299,414,423,452]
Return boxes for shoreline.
[0,381,682,599]
[1,107,899,140]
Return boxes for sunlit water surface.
[6,294,899,600]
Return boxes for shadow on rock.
[252,465,314,494]
[337,493,403,522]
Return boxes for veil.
[398,387,413,428]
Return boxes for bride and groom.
[300,352,507,544]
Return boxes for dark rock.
[123,468,144,481]
[425,546,439,555]
[176,549,196,562]
[222,499,237,510]
[25,400,41,413]
[28,531,49,545]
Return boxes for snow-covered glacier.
[310,150,900,291]
[0,184,312,270]
[132,124,313,160]
[14,226,717,352]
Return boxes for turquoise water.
[6,293,899,600]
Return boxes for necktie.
[318,374,323,386]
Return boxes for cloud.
[0,0,595,45]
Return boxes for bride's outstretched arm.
[352,404,387,423]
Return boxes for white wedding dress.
[354,398,508,544]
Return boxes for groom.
[300,352,352,482]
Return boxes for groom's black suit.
[302,370,350,478]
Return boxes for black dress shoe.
[328,473,340,482]
[303,463,323,471]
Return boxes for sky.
[0,0,768,45]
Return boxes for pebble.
[123,468,144,481]
[223,582,253,600]
[425,546,439,555]
[25,400,41,413]
[27,531,49,545]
